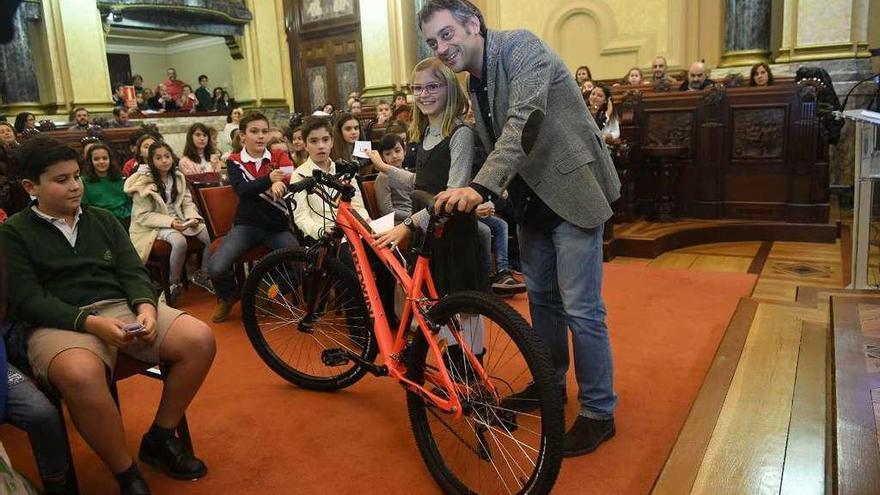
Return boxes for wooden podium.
[845,110,880,288]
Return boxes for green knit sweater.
[82,176,131,220]
[0,205,157,331]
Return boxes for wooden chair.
[146,237,205,304]
[357,173,381,220]
[190,184,270,287]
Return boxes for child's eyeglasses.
[410,83,445,95]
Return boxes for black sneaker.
[491,270,526,295]
[562,415,616,457]
[499,382,566,413]
[139,433,208,480]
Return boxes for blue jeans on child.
[518,221,617,420]
[207,224,299,302]
[4,364,70,482]
[477,215,509,275]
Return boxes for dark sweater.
[226,149,293,233]
[0,205,157,331]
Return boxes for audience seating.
[190,184,270,286]
[356,173,381,220]
[146,237,205,304]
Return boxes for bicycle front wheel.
[241,248,377,391]
[406,291,564,495]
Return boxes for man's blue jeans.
[207,224,299,302]
[518,221,617,420]
[478,215,509,275]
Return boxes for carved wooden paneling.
[732,108,786,159]
[284,0,364,112]
[609,83,829,224]
[647,112,693,149]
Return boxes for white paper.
[352,140,373,159]
[369,212,395,234]
[279,165,295,176]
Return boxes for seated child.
[81,143,132,230]
[125,141,212,305]
[122,133,158,177]
[293,116,371,243]
[0,136,216,495]
[373,133,411,224]
[207,112,299,322]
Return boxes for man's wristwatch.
[403,216,416,232]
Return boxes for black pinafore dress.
[412,127,488,296]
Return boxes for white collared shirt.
[239,148,272,173]
[32,206,84,247]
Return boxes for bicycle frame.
[323,194,496,418]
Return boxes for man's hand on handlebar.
[434,186,483,215]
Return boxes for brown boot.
[212,299,235,322]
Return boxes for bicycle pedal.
[321,348,351,366]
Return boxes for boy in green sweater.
[0,136,216,495]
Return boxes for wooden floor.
[608,238,851,494]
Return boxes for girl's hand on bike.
[368,150,391,173]
[373,223,411,249]
[270,181,287,198]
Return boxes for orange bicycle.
[241,164,564,494]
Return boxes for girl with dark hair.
[750,62,774,87]
[587,84,619,143]
[125,141,211,304]
[81,143,131,229]
[289,126,309,165]
[122,133,158,177]
[179,123,221,175]
[575,65,592,86]
[214,88,233,113]
[330,112,363,163]
[13,112,35,133]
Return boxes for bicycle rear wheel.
[406,291,564,495]
[241,248,377,391]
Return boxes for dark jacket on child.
[0,205,157,331]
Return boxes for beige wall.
[109,40,236,96]
[127,53,167,90]
[445,0,722,80]
[169,42,236,94]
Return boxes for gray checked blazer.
[470,29,621,229]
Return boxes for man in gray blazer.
[420,0,621,457]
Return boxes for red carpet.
[1,263,756,494]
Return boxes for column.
[0,3,40,105]
[719,0,772,67]
[55,0,113,111]
[359,0,416,100]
